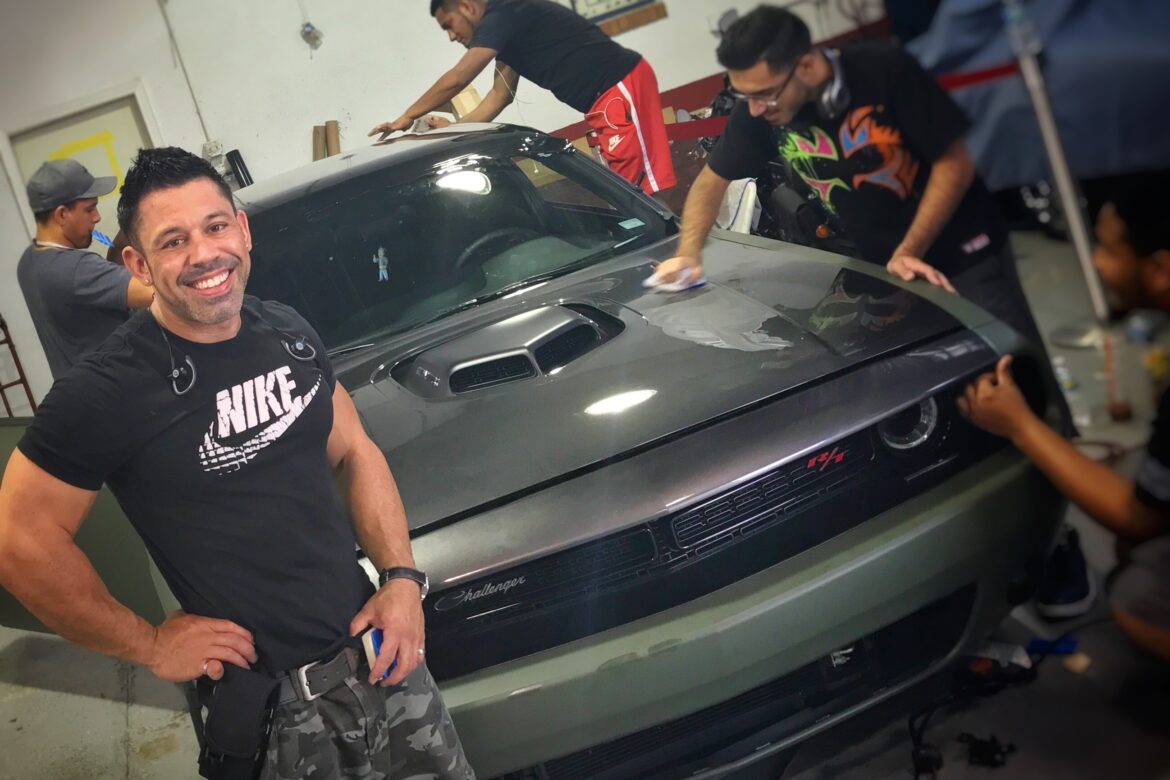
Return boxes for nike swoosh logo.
[198,375,321,474]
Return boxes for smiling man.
[0,147,472,779]
[371,0,675,194]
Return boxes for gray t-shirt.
[17,244,132,380]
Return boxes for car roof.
[233,123,548,212]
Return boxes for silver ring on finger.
[201,660,210,676]
[417,647,426,656]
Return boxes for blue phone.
[361,628,397,679]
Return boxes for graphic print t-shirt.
[18,297,373,671]
[709,42,1007,274]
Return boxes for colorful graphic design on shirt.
[778,127,849,209]
[778,105,920,212]
[838,106,919,199]
[197,365,321,474]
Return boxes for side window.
[511,157,614,211]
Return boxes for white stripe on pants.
[616,79,659,193]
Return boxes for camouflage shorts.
[259,662,475,780]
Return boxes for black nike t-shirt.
[18,297,373,672]
[709,42,1008,275]
[469,0,642,113]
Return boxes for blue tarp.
[907,0,1170,190]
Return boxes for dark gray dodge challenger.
[0,125,1065,779]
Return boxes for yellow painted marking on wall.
[49,131,124,194]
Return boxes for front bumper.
[441,449,1061,777]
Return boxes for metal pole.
[1002,0,1110,347]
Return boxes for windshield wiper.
[327,342,377,358]
[419,244,630,327]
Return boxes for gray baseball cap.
[26,158,116,212]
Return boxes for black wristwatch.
[378,566,429,600]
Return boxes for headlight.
[878,397,939,450]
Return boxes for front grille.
[534,324,600,372]
[672,432,872,548]
[449,354,535,393]
[426,381,1006,681]
[490,586,976,780]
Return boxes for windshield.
[245,143,672,352]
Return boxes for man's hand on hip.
[350,579,425,686]
[148,611,257,682]
[649,255,704,286]
[886,253,955,293]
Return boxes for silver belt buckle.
[294,659,324,702]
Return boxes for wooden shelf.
[598,1,667,36]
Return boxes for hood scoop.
[449,354,536,393]
[393,304,618,398]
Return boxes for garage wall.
[0,0,207,413]
[0,0,868,408]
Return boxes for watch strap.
[378,566,428,599]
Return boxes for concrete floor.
[2,230,1168,778]
[0,632,194,777]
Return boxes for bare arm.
[0,451,255,680]
[327,384,415,572]
[886,140,975,292]
[650,165,732,284]
[1010,409,1167,541]
[327,383,423,685]
[457,63,519,124]
[895,140,974,258]
[0,451,152,660]
[961,356,1169,542]
[369,48,496,140]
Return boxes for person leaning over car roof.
[371,0,676,195]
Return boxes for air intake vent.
[388,304,624,398]
[534,324,600,372]
[449,354,535,393]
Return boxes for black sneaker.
[1034,526,1097,620]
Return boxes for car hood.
[345,237,961,531]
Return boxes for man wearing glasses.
[653,6,1023,331]
[653,5,1088,621]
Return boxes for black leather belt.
[276,644,364,705]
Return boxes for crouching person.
[961,177,1170,663]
